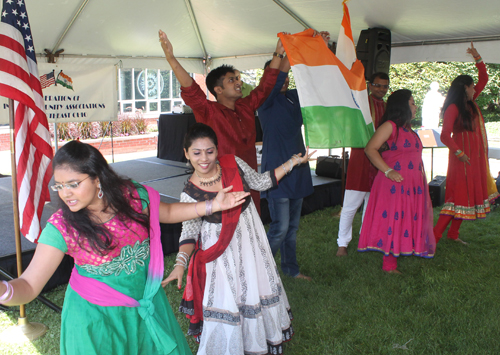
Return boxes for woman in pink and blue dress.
[358,89,436,273]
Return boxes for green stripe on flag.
[302,105,374,148]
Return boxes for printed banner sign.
[1,63,117,124]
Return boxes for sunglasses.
[51,176,91,191]
[370,83,390,89]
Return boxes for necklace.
[195,163,222,186]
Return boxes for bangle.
[454,150,463,156]
[292,154,301,166]
[457,151,465,158]
[288,159,293,174]
[384,168,393,178]
[205,199,213,216]
[175,251,190,268]
[273,52,284,59]
[0,280,13,303]
[281,164,287,174]
[194,202,201,218]
[213,198,222,212]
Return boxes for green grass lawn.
[2,205,500,354]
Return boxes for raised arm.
[467,42,488,99]
[364,121,404,182]
[159,30,193,88]
[267,37,286,70]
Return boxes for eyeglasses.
[370,83,390,89]
[51,176,91,191]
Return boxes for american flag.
[40,70,55,89]
[0,0,53,242]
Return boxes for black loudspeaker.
[315,156,348,179]
[428,175,446,207]
[356,28,391,80]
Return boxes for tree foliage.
[249,61,500,126]
[390,62,500,125]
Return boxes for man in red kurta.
[336,72,389,256]
[159,30,285,213]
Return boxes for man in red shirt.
[159,30,285,212]
[336,72,389,256]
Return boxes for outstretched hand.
[162,266,184,289]
[159,30,174,59]
[215,186,250,212]
[466,41,480,59]
[296,146,317,164]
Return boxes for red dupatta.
[181,154,244,334]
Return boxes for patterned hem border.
[439,201,491,220]
[179,300,195,316]
[266,325,294,355]
[184,311,294,349]
[439,210,487,220]
[358,247,434,258]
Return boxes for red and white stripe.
[0,21,53,242]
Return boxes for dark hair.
[263,59,272,70]
[183,123,218,151]
[369,72,390,84]
[441,75,475,131]
[206,64,236,98]
[380,89,413,129]
[53,140,149,255]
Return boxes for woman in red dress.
[434,42,498,244]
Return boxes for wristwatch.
[273,52,284,59]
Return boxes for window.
[118,68,188,116]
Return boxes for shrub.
[51,109,151,141]
[134,109,147,134]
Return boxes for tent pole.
[0,99,47,342]
[111,120,114,163]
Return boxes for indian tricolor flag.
[278,4,373,148]
[56,70,74,90]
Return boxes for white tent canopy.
[28,0,500,73]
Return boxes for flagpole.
[0,99,47,342]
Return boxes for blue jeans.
[267,197,303,277]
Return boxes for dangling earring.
[98,183,103,199]
[186,159,190,167]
